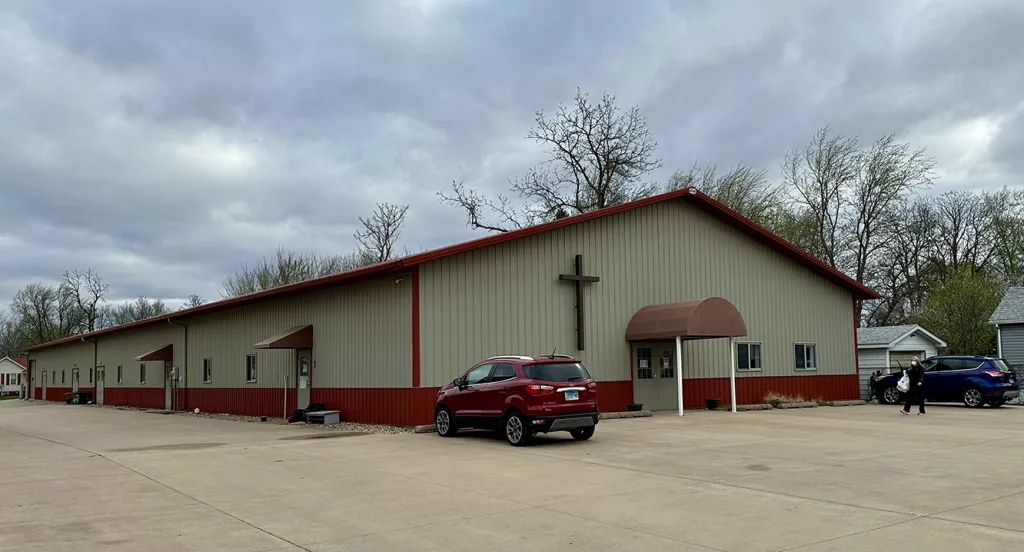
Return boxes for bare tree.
[991,189,1024,287]
[105,297,170,326]
[9,283,81,345]
[180,294,205,310]
[667,163,784,229]
[354,203,410,264]
[0,310,23,358]
[440,89,662,232]
[783,127,860,269]
[222,248,371,297]
[62,269,109,333]
[848,135,935,322]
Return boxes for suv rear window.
[991,359,1013,373]
[523,362,591,382]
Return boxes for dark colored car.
[876,356,1019,408]
[434,354,599,446]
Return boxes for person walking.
[901,357,926,415]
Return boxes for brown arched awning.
[135,344,173,361]
[254,325,313,349]
[625,297,747,341]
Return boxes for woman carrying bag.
[901,357,926,415]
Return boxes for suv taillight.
[980,370,1004,378]
[525,384,555,396]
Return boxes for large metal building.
[26,188,878,424]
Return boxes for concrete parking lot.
[1,401,1022,551]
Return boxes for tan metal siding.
[186,275,412,389]
[96,324,184,389]
[420,200,855,387]
[28,341,93,389]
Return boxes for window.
[202,358,212,383]
[795,344,817,371]
[117,365,123,384]
[89,368,93,383]
[245,355,258,382]
[464,364,492,385]
[139,363,146,384]
[523,362,592,382]
[660,349,674,379]
[636,348,653,379]
[490,363,517,383]
[737,343,762,371]
[62,370,65,384]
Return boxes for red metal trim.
[411,267,421,388]
[27,187,878,351]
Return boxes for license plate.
[565,390,579,401]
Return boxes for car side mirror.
[453,377,463,388]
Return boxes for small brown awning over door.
[254,325,313,349]
[625,297,747,341]
[135,344,173,361]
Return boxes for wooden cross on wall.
[559,254,600,351]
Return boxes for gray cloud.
[1,0,1022,307]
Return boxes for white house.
[857,325,947,400]
[0,356,28,397]
[991,287,1024,367]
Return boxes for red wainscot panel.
[595,380,633,413]
[104,387,165,409]
[681,374,860,409]
[189,387,290,419]
[312,388,441,426]
[40,387,73,402]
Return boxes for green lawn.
[0,395,20,401]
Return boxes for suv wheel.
[881,387,902,405]
[504,412,531,447]
[962,387,984,408]
[570,426,595,441]
[435,407,458,437]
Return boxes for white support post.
[676,335,684,416]
[730,337,737,413]
[283,374,288,421]
[997,325,1002,358]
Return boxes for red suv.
[434,355,599,446]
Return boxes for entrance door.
[164,361,173,410]
[296,349,311,409]
[633,344,680,411]
[42,370,47,400]
[96,367,105,405]
[72,368,80,393]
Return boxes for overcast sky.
[1,0,1022,308]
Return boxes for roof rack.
[487,355,534,361]
[534,354,575,359]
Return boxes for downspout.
[169,318,188,411]
[82,336,97,391]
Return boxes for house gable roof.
[990,287,1024,325]
[857,324,947,349]
[0,356,28,370]
[26,187,879,351]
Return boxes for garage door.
[890,351,925,371]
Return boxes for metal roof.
[27,187,879,351]
[990,287,1024,324]
[857,324,946,349]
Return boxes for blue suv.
[876,356,1019,408]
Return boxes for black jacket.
[906,363,924,386]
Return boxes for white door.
[296,349,312,409]
[164,361,173,410]
[42,371,47,400]
[72,368,80,393]
[95,367,105,405]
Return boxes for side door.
[447,363,493,419]
[924,359,962,401]
[479,362,517,419]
